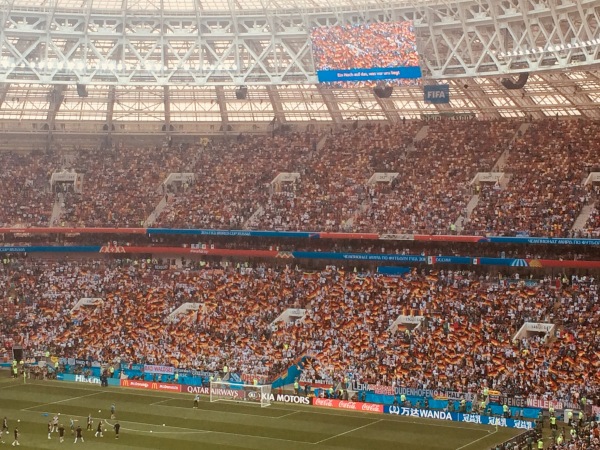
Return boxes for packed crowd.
[58,145,193,228]
[464,120,599,237]
[583,184,600,237]
[0,119,599,238]
[246,122,421,231]
[1,259,598,405]
[587,207,600,237]
[352,120,516,234]
[156,132,320,229]
[0,152,59,228]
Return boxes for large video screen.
[311,21,421,86]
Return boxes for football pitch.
[0,377,522,449]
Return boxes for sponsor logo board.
[143,364,175,375]
[256,393,311,405]
[120,380,181,393]
[74,374,101,384]
[526,398,565,411]
[384,406,534,429]
[351,383,478,402]
[312,398,384,413]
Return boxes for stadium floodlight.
[210,381,272,408]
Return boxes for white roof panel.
[9,0,421,12]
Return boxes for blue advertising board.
[57,372,121,387]
[292,251,427,263]
[0,246,100,253]
[384,405,535,430]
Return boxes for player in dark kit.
[2,416,8,434]
[74,425,84,444]
[114,421,120,439]
[58,423,65,443]
[47,421,52,440]
[95,420,104,438]
[87,414,93,431]
[11,427,19,446]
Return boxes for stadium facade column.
[106,86,116,131]
[215,86,230,129]
[163,85,172,133]
[316,85,342,125]
[372,93,401,123]
[0,83,9,109]
[45,85,67,151]
[266,86,286,124]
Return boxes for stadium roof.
[2,71,600,125]
[0,0,599,128]
[7,0,436,12]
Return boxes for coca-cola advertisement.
[312,398,384,414]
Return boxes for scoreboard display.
[311,21,422,86]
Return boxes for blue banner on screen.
[424,85,450,103]
[317,66,422,83]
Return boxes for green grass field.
[0,376,522,449]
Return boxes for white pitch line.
[104,419,210,436]
[141,395,291,420]
[275,410,301,419]
[124,429,209,435]
[104,419,207,433]
[149,400,286,419]
[21,391,102,411]
[104,418,315,445]
[455,428,497,450]
[0,382,24,390]
[12,381,181,403]
[312,419,383,445]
